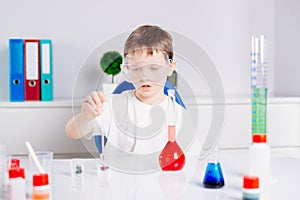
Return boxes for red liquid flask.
[159,125,185,171]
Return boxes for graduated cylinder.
[249,35,271,196]
[251,35,268,136]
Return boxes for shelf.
[1,96,300,108]
[0,99,82,108]
[184,96,300,106]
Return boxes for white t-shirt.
[92,90,182,154]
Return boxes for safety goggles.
[122,53,173,83]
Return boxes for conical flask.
[203,148,225,188]
[159,89,185,171]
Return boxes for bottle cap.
[33,174,49,186]
[252,134,267,143]
[9,168,25,179]
[10,159,20,169]
[243,176,259,189]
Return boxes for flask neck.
[168,125,175,142]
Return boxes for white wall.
[1,98,300,155]
[0,102,86,155]
[0,0,276,100]
[274,0,300,96]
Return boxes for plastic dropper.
[25,141,45,174]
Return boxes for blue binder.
[9,39,25,102]
[40,39,53,101]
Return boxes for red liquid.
[159,126,185,171]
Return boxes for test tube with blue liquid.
[203,147,225,188]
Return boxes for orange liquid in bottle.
[32,192,50,200]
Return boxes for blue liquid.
[203,162,225,188]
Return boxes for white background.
[1,0,299,100]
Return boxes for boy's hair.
[124,25,174,61]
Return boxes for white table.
[45,149,300,200]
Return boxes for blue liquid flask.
[203,148,225,188]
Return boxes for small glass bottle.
[71,159,84,188]
[242,176,260,200]
[32,174,50,200]
[8,168,26,200]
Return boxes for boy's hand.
[81,91,105,120]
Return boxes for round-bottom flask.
[159,126,185,171]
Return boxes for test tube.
[99,134,109,172]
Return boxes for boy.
[65,25,182,154]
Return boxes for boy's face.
[123,51,176,99]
